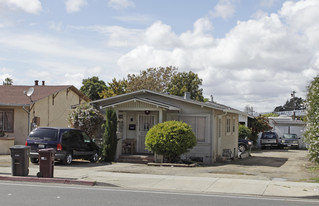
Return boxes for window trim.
[226,117,231,135]
[0,109,14,133]
[232,117,236,134]
[167,114,210,143]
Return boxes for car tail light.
[57,144,62,151]
[25,141,28,146]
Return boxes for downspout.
[22,104,30,135]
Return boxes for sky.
[0,0,318,113]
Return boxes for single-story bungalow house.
[91,90,245,164]
[0,80,89,150]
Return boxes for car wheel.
[238,144,246,153]
[31,158,39,164]
[90,152,99,163]
[62,153,73,165]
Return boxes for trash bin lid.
[10,145,30,150]
[38,148,55,153]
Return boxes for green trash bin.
[10,145,30,176]
[37,148,55,178]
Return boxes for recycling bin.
[37,148,55,178]
[10,145,30,176]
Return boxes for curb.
[0,175,96,186]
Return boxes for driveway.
[0,149,318,182]
[91,149,318,182]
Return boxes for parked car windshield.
[262,133,276,139]
[28,128,58,141]
[283,134,298,139]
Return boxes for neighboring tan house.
[91,90,244,164]
[0,80,90,146]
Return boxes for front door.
[138,114,157,153]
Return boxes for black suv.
[25,127,99,165]
[260,131,280,149]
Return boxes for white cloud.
[65,0,87,13]
[260,0,277,8]
[0,71,12,84]
[108,0,135,9]
[71,25,144,48]
[0,32,112,62]
[48,22,63,32]
[211,0,235,19]
[117,0,319,112]
[112,15,152,24]
[0,0,42,14]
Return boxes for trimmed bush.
[145,121,196,162]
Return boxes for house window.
[0,110,14,132]
[180,116,206,142]
[226,118,231,134]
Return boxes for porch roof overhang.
[99,97,181,111]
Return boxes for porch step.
[117,155,154,164]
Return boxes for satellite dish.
[26,87,34,97]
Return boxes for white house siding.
[214,110,238,160]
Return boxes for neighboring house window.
[179,116,206,142]
[218,118,222,138]
[0,110,14,132]
[232,118,236,133]
[226,118,231,134]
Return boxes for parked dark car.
[260,131,280,149]
[280,133,300,149]
[25,127,99,165]
[238,138,252,153]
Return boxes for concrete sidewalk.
[0,155,319,199]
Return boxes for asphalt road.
[1,182,319,206]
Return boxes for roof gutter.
[0,103,31,107]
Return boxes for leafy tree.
[238,124,251,140]
[101,108,118,162]
[68,104,104,139]
[145,121,196,163]
[3,77,13,85]
[304,76,319,163]
[80,76,107,101]
[99,78,127,98]
[274,96,305,112]
[167,71,204,101]
[250,116,272,144]
[126,66,177,92]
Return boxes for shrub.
[305,76,319,163]
[238,124,251,140]
[145,121,196,162]
[68,103,103,139]
[101,108,118,162]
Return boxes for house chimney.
[35,80,39,86]
[42,81,45,86]
[184,92,190,100]
[210,95,214,103]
